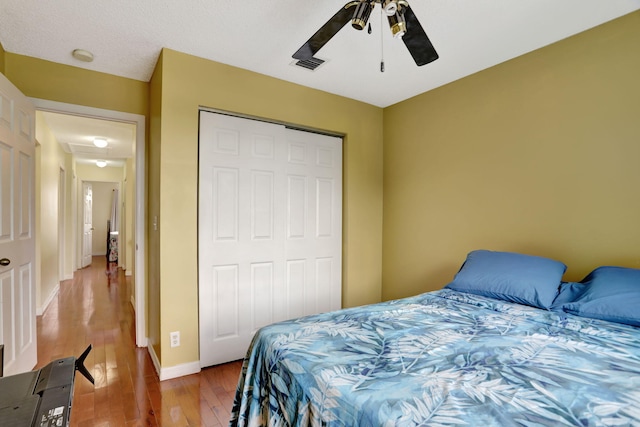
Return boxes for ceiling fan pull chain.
[380,4,385,72]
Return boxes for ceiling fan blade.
[293,2,358,60]
[401,5,438,66]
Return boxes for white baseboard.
[147,345,201,381]
[137,335,148,348]
[147,342,161,375]
[160,361,201,381]
[125,269,132,277]
[37,284,59,315]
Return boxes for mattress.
[230,289,640,426]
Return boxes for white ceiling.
[39,112,135,167]
[1,0,639,108]
[2,0,640,165]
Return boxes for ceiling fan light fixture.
[388,11,407,38]
[382,0,398,16]
[351,1,372,30]
[96,160,107,168]
[93,137,108,148]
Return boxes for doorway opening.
[31,98,147,347]
[81,181,122,268]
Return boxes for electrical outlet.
[170,331,180,348]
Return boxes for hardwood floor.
[36,257,242,426]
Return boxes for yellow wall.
[35,111,74,311]
[151,49,384,368]
[148,53,163,360]
[0,42,5,74]
[382,11,640,301]
[75,163,126,183]
[4,53,148,116]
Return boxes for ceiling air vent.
[291,57,326,71]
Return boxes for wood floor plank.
[36,256,243,426]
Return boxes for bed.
[230,251,640,426]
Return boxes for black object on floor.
[0,345,93,426]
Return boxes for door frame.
[58,167,67,281]
[30,98,148,347]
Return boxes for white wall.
[90,181,119,256]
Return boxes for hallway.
[36,257,242,426]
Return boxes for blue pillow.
[445,250,567,309]
[562,266,640,327]
[550,282,587,310]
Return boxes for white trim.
[29,98,148,348]
[146,345,200,381]
[58,166,66,284]
[133,109,147,348]
[159,362,201,381]
[147,344,161,377]
[37,284,59,316]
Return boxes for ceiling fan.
[292,0,438,69]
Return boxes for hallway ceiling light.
[96,160,107,168]
[93,137,108,148]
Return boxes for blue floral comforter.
[230,289,640,426]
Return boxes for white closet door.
[198,111,342,367]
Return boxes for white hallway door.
[199,111,342,367]
[81,182,93,268]
[0,72,37,376]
